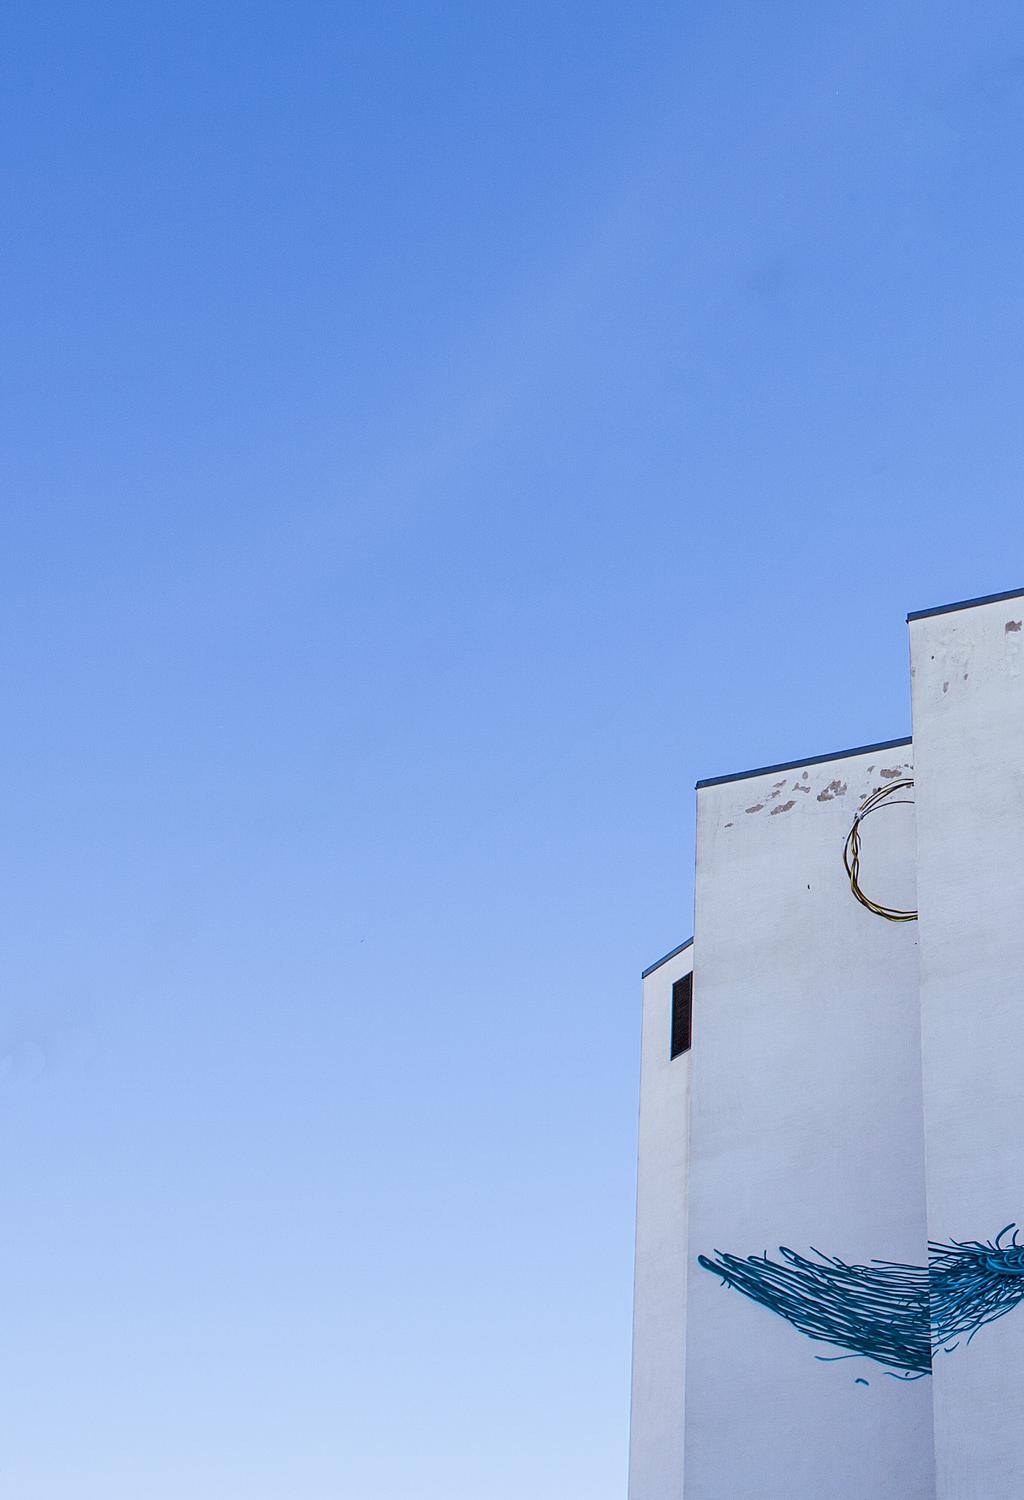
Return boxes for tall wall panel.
[911,593,1024,1498]
[628,942,693,1500]
[683,746,933,1500]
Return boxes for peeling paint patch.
[879,768,901,779]
[745,803,764,814]
[770,799,796,815]
[817,780,847,802]
[943,681,949,694]
[1006,620,1022,633]
[802,771,809,779]
[793,782,810,793]
[724,821,733,828]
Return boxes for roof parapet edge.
[695,735,912,791]
[908,585,1024,622]
[641,937,693,979]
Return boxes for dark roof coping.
[695,736,912,790]
[908,586,1024,622]
[642,937,693,979]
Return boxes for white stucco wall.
[910,592,1024,1499]
[628,941,693,1500]
[683,746,934,1500]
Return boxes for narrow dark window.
[670,973,692,1059]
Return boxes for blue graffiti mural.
[699,1224,1024,1377]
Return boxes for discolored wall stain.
[817,780,848,802]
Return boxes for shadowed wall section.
[628,943,693,1500]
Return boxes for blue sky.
[3,3,1024,1495]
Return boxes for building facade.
[628,587,1024,1500]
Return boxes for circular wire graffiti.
[843,779,918,922]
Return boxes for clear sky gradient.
[3,4,1024,1496]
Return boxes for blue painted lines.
[699,1224,1024,1377]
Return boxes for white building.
[628,586,1024,1500]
